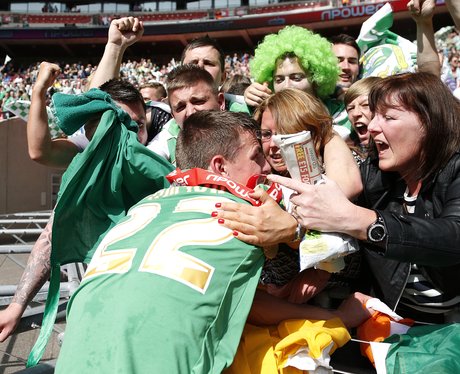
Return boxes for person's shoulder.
[148,119,175,145]
[67,132,89,152]
[435,152,460,185]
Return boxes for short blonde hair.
[344,76,382,108]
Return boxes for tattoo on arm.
[11,216,53,307]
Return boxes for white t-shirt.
[67,130,89,152]
[146,118,177,163]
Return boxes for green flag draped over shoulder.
[27,88,174,367]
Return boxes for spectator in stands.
[221,74,251,95]
[344,76,381,165]
[138,82,171,142]
[444,52,459,91]
[220,74,251,112]
[139,81,167,102]
[329,34,361,90]
[1,90,13,119]
[181,35,227,86]
[147,65,224,164]
[244,27,361,140]
[248,88,361,305]
[326,34,361,140]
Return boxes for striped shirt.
[400,187,460,317]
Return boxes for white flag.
[4,55,11,65]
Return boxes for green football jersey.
[55,186,264,374]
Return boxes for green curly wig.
[250,26,339,99]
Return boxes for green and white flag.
[356,2,416,78]
[3,99,64,139]
[368,323,460,374]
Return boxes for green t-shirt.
[55,186,264,374]
[324,97,353,134]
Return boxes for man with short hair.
[54,110,370,373]
[138,82,171,143]
[146,64,225,164]
[139,81,167,102]
[146,34,230,164]
[181,35,227,86]
[54,110,270,373]
[326,34,361,140]
[329,34,360,95]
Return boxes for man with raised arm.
[0,18,172,345]
[27,18,147,169]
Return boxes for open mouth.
[354,122,368,136]
[374,139,389,154]
[269,153,285,168]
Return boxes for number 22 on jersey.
[84,196,234,293]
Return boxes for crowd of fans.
[2,0,460,370]
[0,52,252,119]
[2,18,459,120]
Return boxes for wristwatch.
[293,223,306,242]
[367,212,387,243]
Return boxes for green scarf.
[27,88,174,367]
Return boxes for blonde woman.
[252,88,361,303]
[255,88,361,199]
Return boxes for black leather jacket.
[358,152,460,310]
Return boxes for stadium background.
[0,0,453,65]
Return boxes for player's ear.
[209,154,228,176]
[217,92,225,111]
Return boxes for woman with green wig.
[245,25,340,106]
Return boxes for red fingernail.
[218,218,225,224]
[233,231,239,236]
[211,211,218,217]
[215,203,222,208]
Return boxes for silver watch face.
[369,223,386,242]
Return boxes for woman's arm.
[270,171,460,267]
[214,188,297,247]
[323,133,363,200]
[268,174,376,240]
[249,289,374,329]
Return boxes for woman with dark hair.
[215,72,460,324]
